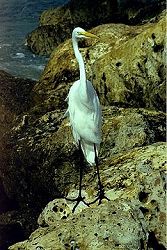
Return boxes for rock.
[39,6,71,26]
[40,0,165,27]
[118,0,165,25]
[0,71,36,249]
[0,70,35,207]
[0,223,25,250]
[0,70,35,203]
[9,202,147,250]
[26,0,165,55]
[26,0,118,55]
[93,12,166,111]
[0,10,166,250]
[9,142,167,249]
[35,12,166,112]
[0,209,39,250]
[3,106,165,221]
[0,70,35,115]
[26,24,72,55]
[101,107,166,158]
[5,104,165,249]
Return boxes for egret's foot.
[88,185,110,205]
[65,195,89,213]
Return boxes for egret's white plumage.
[65,27,101,165]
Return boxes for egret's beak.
[80,31,99,39]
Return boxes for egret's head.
[72,27,98,40]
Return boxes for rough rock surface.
[0,71,35,249]
[93,14,166,111]
[9,142,166,250]
[26,24,72,56]
[0,70,35,205]
[26,0,165,55]
[0,70,35,201]
[1,103,165,249]
[2,107,166,212]
[34,12,166,112]
[26,0,118,55]
[0,10,166,250]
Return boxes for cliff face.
[0,9,166,250]
[26,0,165,55]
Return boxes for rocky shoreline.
[0,2,166,250]
[26,0,165,55]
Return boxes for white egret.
[65,27,109,212]
[66,27,101,165]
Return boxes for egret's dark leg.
[88,143,110,205]
[65,140,89,213]
[78,140,83,198]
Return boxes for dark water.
[0,0,69,80]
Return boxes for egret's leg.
[88,144,110,205]
[65,140,89,213]
[78,140,83,197]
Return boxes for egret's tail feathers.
[81,141,99,165]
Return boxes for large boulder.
[34,12,166,112]
[9,142,167,249]
[93,13,166,111]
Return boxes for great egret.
[65,27,109,212]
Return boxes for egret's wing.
[87,80,102,122]
[93,95,101,125]
[65,81,81,142]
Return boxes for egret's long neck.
[72,37,88,101]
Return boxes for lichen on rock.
[0,6,166,250]
[34,12,166,113]
[9,143,166,250]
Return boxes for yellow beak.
[80,31,99,39]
